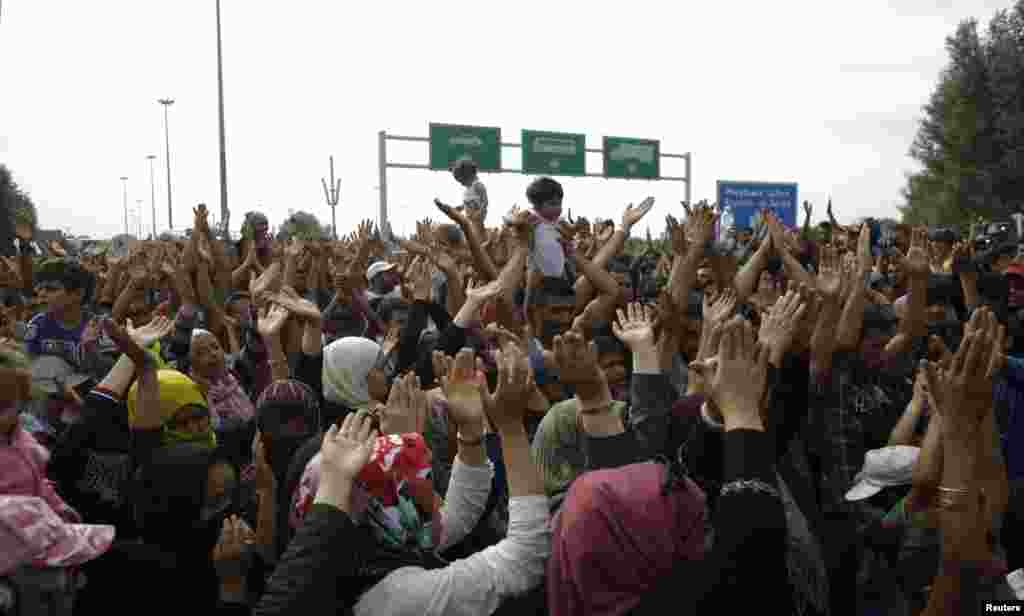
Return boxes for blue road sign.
[717,181,798,230]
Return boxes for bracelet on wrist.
[934,486,982,512]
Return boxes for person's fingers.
[964,328,986,378]
[352,410,373,443]
[989,324,1007,379]
[719,321,738,362]
[952,331,973,377]
[756,341,770,376]
[741,319,756,359]
[340,411,356,435]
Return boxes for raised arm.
[574,198,654,307]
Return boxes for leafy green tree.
[903,5,1024,226]
[277,210,331,241]
[0,164,36,254]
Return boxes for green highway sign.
[429,123,502,171]
[521,130,586,176]
[603,137,660,179]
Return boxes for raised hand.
[758,289,807,365]
[612,302,656,351]
[250,263,283,306]
[816,245,843,299]
[193,203,210,231]
[102,317,150,367]
[319,411,378,491]
[666,214,688,256]
[595,219,615,244]
[680,200,693,217]
[480,343,534,431]
[378,371,428,436]
[708,316,770,430]
[703,288,737,330]
[127,315,174,348]
[485,322,525,351]
[356,220,375,244]
[898,227,930,278]
[438,348,487,434]
[274,287,322,322]
[552,328,606,389]
[923,307,1004,427]
[465,277,502,305]
[803,200,812,218]
[622,197,656,232]
[212,515,256,584]
[685,206,717,247]
[380,324,401,358]
[257,303,290,339]
[435,198,469,226]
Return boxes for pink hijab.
[548,462,707,616]
[0,424,80,523]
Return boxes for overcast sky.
[0,0,1014,239]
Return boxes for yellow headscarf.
[127,369,215,447]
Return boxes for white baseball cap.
[365,261,396,282]
[845,445,921,501]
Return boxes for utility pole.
[321,155,341,240]
[158,98,175,229]
[215,0,229,232]
[146,155,157,238]
[120,177,129,235]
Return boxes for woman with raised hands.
[261,344,549,616]
[918,307,1017,613]
[546,316,792,615]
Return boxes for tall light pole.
[119,177,129,235]
[135,200,144,238]
[146,155,157,238]
[215,0,229,230]
[158,98,175,230]
[321,156,341,240]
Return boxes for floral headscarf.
[291,433,440,549]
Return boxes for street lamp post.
[215,0,229,231]
[136,200,144,238]
[119,177,129,235]
[146,155,157,238]
[158,98,175,229]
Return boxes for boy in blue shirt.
[24,259,99,374]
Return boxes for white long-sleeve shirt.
[354,459,550,616]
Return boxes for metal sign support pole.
[685,152,692,204]
[378,130,388,233]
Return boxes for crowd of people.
[0,160,1022,615]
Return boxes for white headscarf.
[322,337,380,411]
